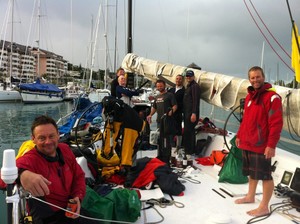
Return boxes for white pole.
[260,41,264,68]
[1,149,18,224]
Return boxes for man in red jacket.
[235,66,283,217]
[17,115,86,223]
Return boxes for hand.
[264,147,275,159]
[146,115,152,124]
[67,197,81,219]
[190,113,197,123]
[167,110,173,116]
[20,170,51,196]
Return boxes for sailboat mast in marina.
[0,0,22,102]
[18,0,63,103]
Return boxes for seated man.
[16,115,86,223]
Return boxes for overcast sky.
[0,0,299,82]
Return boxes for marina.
[0,0,300,223]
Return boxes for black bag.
[195,136,212,156]
[163,115,177,135]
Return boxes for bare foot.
[247,207,269,217]
[234,197,255,204]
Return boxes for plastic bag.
[218,136,248,184]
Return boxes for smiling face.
[32,123,60,157]
[156,81,166,93]
[118,75,127,86]
[175,75,183,87]
[248,68,265,90]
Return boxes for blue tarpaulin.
[19,78,62,93]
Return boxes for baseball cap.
[186,70,194,77]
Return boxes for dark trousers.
[183,115,197,155]
[157,122,172,165]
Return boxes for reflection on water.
[0,101,73,152]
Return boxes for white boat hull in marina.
[0,90,22,102]
[88,89,111,103]
[20,91,64,103]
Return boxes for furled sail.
[122,53,300,135]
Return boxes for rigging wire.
[248,0,291,59]
[26,193,135,223]
[243,0,294,73]
[0,0,10,65]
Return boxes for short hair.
[248,66,265,78]
[116,67,125,76]
[155,79,166,86]
[31,115,58,135]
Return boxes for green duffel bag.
[218,136,248,184]
[106,188,141,222]
[81,186,141,223]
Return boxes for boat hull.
[20,91,64,103]
[88,89,111,103]
[0,90,22,102]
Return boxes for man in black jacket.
[183,70,201,156]
[168,74,185,147]
[110,67,125,97]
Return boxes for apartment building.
[0,40,68,83]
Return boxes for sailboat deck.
[133,136,300,224]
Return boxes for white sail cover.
[122,53,300,135]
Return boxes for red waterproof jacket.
[236,83,283,154]
[16,143,86,212]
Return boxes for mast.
[36,0,41,78]
[104,0,108,89]
[88,3,101,89]
[127,0,132,53]
[125,0,135,88]
[9,0,14,88]
[113,0,118,73]
[260,41,264,68]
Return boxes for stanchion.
[1,149,18,224]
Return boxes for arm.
[168,105,177,116]
[265,94,283,158]
[191,83,200,114]
[191,83,200,122]
[146,107,157,124]
[116,86,139,98]
[19,170,51,196]
[68,162,85,219]
[65,146,86,219]
[168,93,177,116]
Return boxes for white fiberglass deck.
[133,134,300,224]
